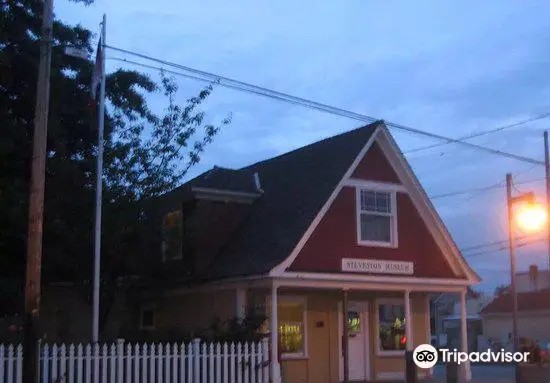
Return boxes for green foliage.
[0,0,231,325]
[209,312,268,343]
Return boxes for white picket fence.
[0,339,270,383]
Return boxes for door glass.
[348,310,361,334]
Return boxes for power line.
[463,237,546,258]
[111,56,545,205]
[105,46,544,166]
[430,177,545,200]
[405,112,550,155]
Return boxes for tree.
[0,0,230,335]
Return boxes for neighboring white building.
[515,265,550,292]
[480,265,550,349]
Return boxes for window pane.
[163,210,182,260]
[378,303,406,351]
[375,192,391,213]
[348,311,361,334]
[278,301,305,354]
[361,190,376,211]
[360,214,391,242]
[360,190,391,213]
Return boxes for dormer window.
[356,188,397,247]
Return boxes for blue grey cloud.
[55,0,550,293]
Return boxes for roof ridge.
[239,120,384,170]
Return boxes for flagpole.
[92,13,106,344]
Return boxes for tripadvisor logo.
[413,344,530,369]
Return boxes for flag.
[90,38,102,101]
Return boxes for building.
[480,265,550,350]
[136,121,480,382]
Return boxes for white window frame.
[355,187,398,248]
[140,303,156,330]
[375,298,406,357]
[267,295,308,360]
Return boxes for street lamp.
[506,173,548,354]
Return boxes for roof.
[189,121,383,280]
[480,289,550,314]
[187,166,258,194]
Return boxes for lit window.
[140,304,155,330]
[378,301,406,352]
[348,310,361,334]
[162,210,182,261]
[357,189,397,246]
[278,298,306,356]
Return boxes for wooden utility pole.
[544,131,550,271]
[23,0,54,381]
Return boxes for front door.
[341,301,370,381]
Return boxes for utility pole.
[23,0,54,382]
[544,131,550,271]
[506,173,519,354]
[92,14,107,343]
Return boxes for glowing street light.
[515,202,547,233]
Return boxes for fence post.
[193,339,201,383]
[117,339,124,383]
[261,338,269,383]
[36,339,41,383]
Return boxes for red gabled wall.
[351,142,401,183]
[288,139,457,278]
[288,188,456,278]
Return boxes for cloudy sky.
[56,0,550,293]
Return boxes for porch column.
[236,287,247,322]
[342,289,349,383]
[270,283,281,383]
[404,290,413,350]
[460,289,472,381]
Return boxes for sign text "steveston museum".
[341,258,414,275]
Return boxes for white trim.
[276,278,464,293]
[425,293,434,377]
[279,271,470,286]
[355,188,398,248]
[270,124,382,275]
[191,186,262,199]
[375,298,407,357]
[376,127,480,284]
[343,179,406,192]
[139,303,155,330]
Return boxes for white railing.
[0,339,270,383]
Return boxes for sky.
[56,0,550,293]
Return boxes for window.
[278,298,306,357]
[140,304,155,330]
[357,189,397,246]
[348,310,361,334]
[377,300,406,353]
[162,210,182,261]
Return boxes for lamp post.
[505,173,547,353]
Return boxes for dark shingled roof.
[187,166,258,194]
[189,121,383,280]
[481,289,550,314]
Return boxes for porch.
[260,276,472,383]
